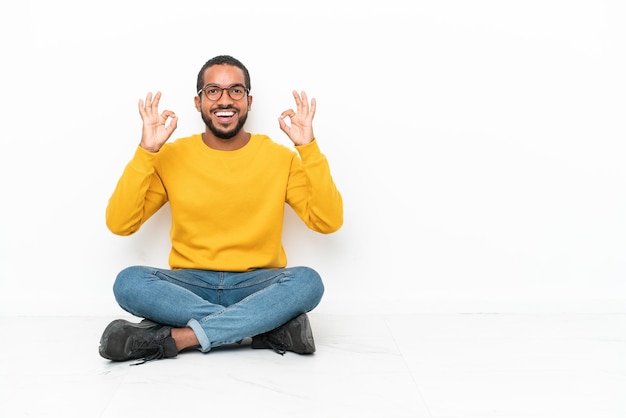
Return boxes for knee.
[112,265,150,304]
[291,266,325,305]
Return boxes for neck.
[202,131,251,151]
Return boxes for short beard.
[201,109,248,140]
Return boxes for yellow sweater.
[106,133,343,271]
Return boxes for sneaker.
[99,319,178,365]
[250,313,316,355]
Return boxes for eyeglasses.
[197,83,249,101]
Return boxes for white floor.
[1,313,625,418]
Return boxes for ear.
[194,95,201,112]
[247,94,253,110]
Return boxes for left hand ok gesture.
[278,90,316,146]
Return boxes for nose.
[216,87,234,104]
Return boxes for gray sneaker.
[99,319,178,365]
[251,313,316,355]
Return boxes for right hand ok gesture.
[138,91,178,153]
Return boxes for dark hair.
[196,55,251,94]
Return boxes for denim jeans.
[112,265,324,352]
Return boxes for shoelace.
[130,339,166,366]
[260,334,288,355]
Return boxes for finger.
[138,98,146,117]
[278,116,288,133]
[309,97,316,118]
[144,91,153,107]
[151,91,161,113]
[299,91,309,114]
[292,90,303,113]
[279,109,296,119]
[139,92,153,118]
[166,114,178,135]
[161,110,177,125]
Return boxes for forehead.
[202,64,246,86]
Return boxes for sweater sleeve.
[105,146,168,236]
[287,139,343,234]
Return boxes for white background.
[1,0,625,316]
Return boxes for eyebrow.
[203,83,246,88]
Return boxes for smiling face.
[195,64,253,142]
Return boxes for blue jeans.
[112,266,324,352]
